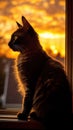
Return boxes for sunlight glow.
[50,45,58,55]
[0,0,65,59]
[39,32,64,39]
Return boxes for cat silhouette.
[8,16,72,128]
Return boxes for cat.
[8,16,72,128]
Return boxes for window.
[0,0,65,111]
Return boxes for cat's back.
[41,56,65,80]
[41,57,71,99]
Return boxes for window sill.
[0,119,45,129]
[0,109,45,129]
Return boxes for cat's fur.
[8,16,71,127]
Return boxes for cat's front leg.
[17,89,33,120]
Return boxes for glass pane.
[0,0,65,110]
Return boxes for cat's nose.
[8,42,12,48]
[8,42,10,47]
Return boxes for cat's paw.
[17,112,27,120]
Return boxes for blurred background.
[0,0,65,109]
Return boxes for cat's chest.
[16,54,28,72]
[17,54,28,64]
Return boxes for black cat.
[8,16,71,128]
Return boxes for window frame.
[65,0,73,91]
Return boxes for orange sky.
[0,0,65,58]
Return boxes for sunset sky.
[0,0,65,58]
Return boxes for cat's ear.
[22,16,30,30]
[16,21,22,28]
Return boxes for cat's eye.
[14,36,18,41]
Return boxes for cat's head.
[8,16,39,52]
